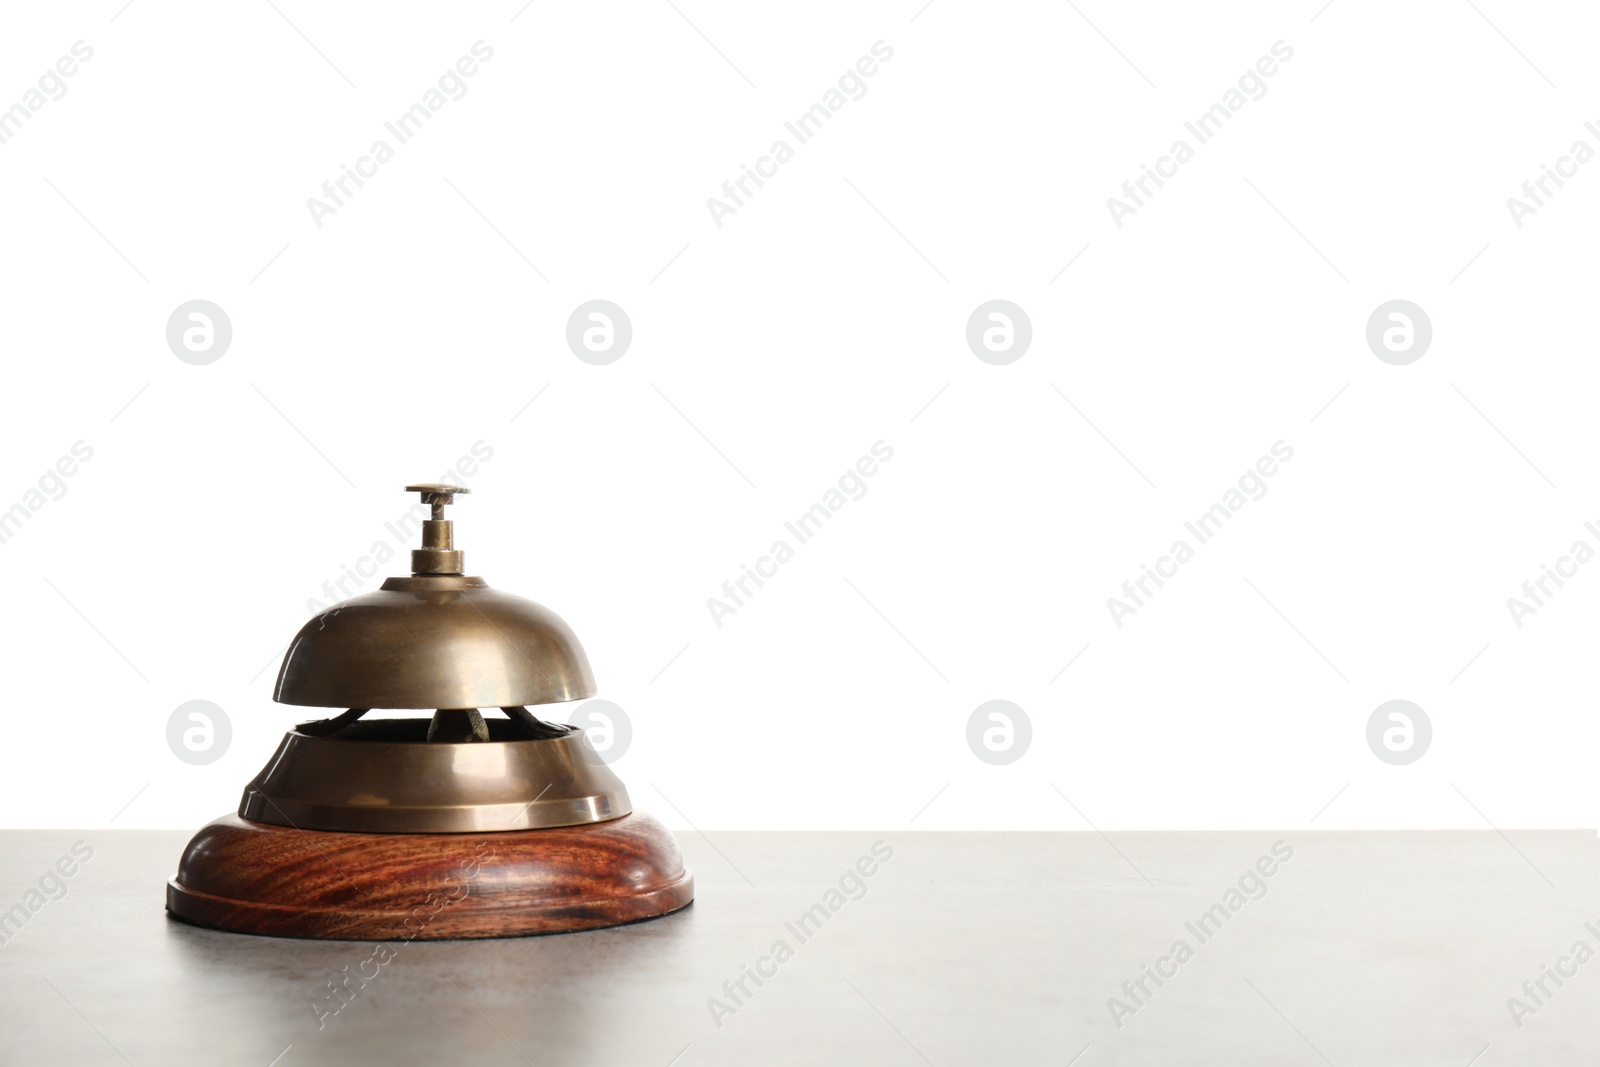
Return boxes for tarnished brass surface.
[250,484,613,830]
[405,484,467,575]
[273,576,596,709]
[239,721,631,833]
[273,485,596,710]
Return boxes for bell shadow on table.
[160,900,702,1062]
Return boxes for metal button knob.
[404,483,468,575]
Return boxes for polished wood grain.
[166,812,693,940]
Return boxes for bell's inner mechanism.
[295,705,575,742]
[242,483,630,835]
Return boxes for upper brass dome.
[272,485,596,710]
[273,575,596,709]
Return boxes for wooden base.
[166,812,693,940]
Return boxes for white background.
[1,0,1594,832]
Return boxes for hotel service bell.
[167,484,693,939]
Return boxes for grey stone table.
[1,829,1597,1066]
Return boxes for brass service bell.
[166,485,693,939]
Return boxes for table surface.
[0,827,1596,1066]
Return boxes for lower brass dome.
[238,721,630,833]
